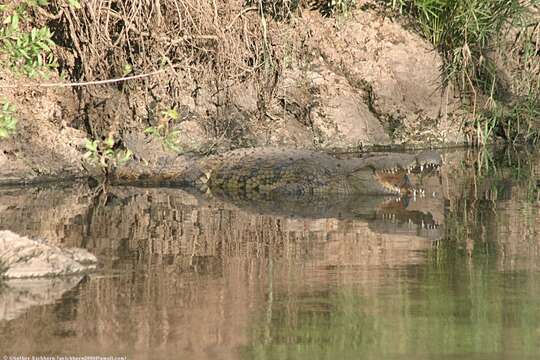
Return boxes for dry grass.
[17,0,332,148]
[37,1,296,113]
[505,5,540,97]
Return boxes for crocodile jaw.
[373,170,412,195]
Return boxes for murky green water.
[1,148,540,359]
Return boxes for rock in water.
[0,230,97,278]
[0,276,84,321]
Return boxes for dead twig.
[0,69,167,88]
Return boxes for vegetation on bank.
[144,108,184,153]
[83,135,133,175]
[0,1,80,140]
[0,1,62,78]
[386,0,540,144]
[0,0,538,148]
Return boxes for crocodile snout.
[397,151,442,174]
[414,151,442,171]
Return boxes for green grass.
[388,0,528,91]
[493,94,540,144]
[385,0,540,145]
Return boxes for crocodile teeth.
[198,175,209,184]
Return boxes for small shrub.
[84,135,133,174]
[144,108,184,153]
[0,100,17,139]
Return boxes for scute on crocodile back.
[207,150,350,197]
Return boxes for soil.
[0,71,88,184]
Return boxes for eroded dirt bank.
[1,1,471,183]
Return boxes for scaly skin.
[196,148,441,198]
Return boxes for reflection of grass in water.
[244,148,540,359]
[444,147,540,259]
[473,147,539,203]
[245,289,384,359]
[244,262,540,359]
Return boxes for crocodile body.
[196,148,440,198]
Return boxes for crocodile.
[195,148,441,198]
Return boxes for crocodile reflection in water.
[196,185,443,241]
[193,148,443,240]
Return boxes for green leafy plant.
[0,4,58,78]
[144,108,184,153]
[83,135,133,174]
[0,100,17,139]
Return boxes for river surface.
[1,148,540,359]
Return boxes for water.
[1,148,540,359]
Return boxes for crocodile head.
[351,151,442,195]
